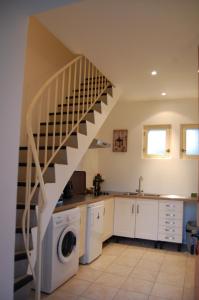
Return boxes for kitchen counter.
[54,192,198,212]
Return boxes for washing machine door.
[57,225,77,263]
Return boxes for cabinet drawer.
[159,225,182,235]
[158,232,182,243]
[159,210,183,220]
[159,218,183,227]
[159,200,183,214]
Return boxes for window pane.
[147,130,166,155]
[186,129,199,155]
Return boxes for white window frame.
[143,124,171,159]
[180,124,199,159]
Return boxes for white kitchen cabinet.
[102,198,115,242]
[114,197,159,241]
[158,200,183,244]
[135,199,158,240]
[79,205,87,258]
[114,198,136,238]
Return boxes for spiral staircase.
[14,55,120,299]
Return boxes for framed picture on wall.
[113,129,128,152]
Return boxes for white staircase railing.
[22,55,112,299]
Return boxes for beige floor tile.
[121,276,154,295]
[184,271,195,288]
[142,251,165,264]
[164,256,187,267]
[89,254,117,271]
[59,278,91,296]
[182,287,195,300]
[106,263,133,277]
[75,266,102,282]
[121,248,145,259]
[95,272,126,288]
[102,243,127,256]
[151,282,183,300]
[45,290,78,300]
[113,289,148,300]
[156,271,185,287]
[160,262,186,275]
[116,255,140,267]
[136,259,161,273]
[82,282,118,300]
[130,266,158,282]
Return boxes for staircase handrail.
[22,54,112,299]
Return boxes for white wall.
[0,1,78,299]
[82,99,198,196]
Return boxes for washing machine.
[41,207,80,294]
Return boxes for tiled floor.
[29,242,196,300]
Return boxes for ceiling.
[37,0,199,102]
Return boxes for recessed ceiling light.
[161,92,167,96]
[151,70,157,76]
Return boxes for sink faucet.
[136,176,143,194]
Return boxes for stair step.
[33,132,77,137]
[74,85,112,92]
[16,226,31,234]
[17,182,38,188]
[15,250,27,262]
[19,162,54,168]
[14,275,33,292]
[19,145,66,151]
[58,101,101,108]
[49,110,94,116]
[40,120,86,126]
[17,203,36,210]
[65,93,106,99]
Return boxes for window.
[143,125,171,158]
[180,124,199,159]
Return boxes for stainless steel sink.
[123,192,160,197]
[142,193,160,197]
[123,192,139,196]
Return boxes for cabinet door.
[102,198,114,242]
[79,205,87,258]
[114,198,135,238]
[135,199,158,240]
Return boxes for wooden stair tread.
[65,92,106,99]
[17,202,36,210]
[15,250,27,261]
[19,162,54,168]
[16,226,31,234]
[40,120,86,125]
[33,132,77,137]
[49,109,94,116]
[14,274,33,292]
[19,145,67,151]
[58,101,101,107]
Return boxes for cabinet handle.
[165,228,175,232]
[132,204,134,214]
[166,213,175,217]
[137,204,139,214]
[165,221,175,225]
[165,236,175,240]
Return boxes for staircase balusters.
[22,55,113,300]
[59,71,65,144]
[66,66,71,136]
[44,88,50,166]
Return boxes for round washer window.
[62,231,76,257]
[57,227,77,263]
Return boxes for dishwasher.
[80,201,104,264]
